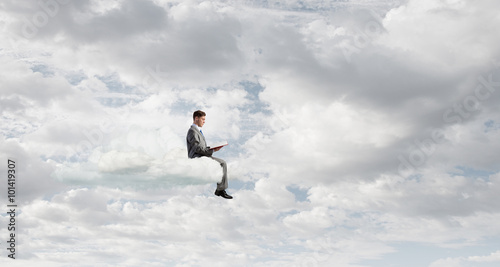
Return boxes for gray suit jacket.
[186,125,213,158]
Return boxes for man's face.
[194,116,206,127]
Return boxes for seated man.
[186,110,232,199]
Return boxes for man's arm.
[187,129,213,157]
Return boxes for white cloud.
[1,0,500,266]
[429,250,500,267]
[98,150,153,173]
[429,257,466,267]
[469,251,500,263]
[240,101,411,185]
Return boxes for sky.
[1,0,500,266]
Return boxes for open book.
[209,141,228,150]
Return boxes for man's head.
[193,110,206,127]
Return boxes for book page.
[209,140,228,149]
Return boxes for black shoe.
[215,190,233,199]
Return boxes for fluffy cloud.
[1,0,500,266]
[429,250,500,267]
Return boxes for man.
[186,110,232,199]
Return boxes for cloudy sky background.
[1,0,500,266]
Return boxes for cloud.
[380,0,500,68]
[240,100,411,186]
[1,0,500,266]
[98,150,153,173]
[54,145,225,188]
[429,250,500,267]
[469,251,500,263]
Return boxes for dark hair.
[193,110,206,120]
